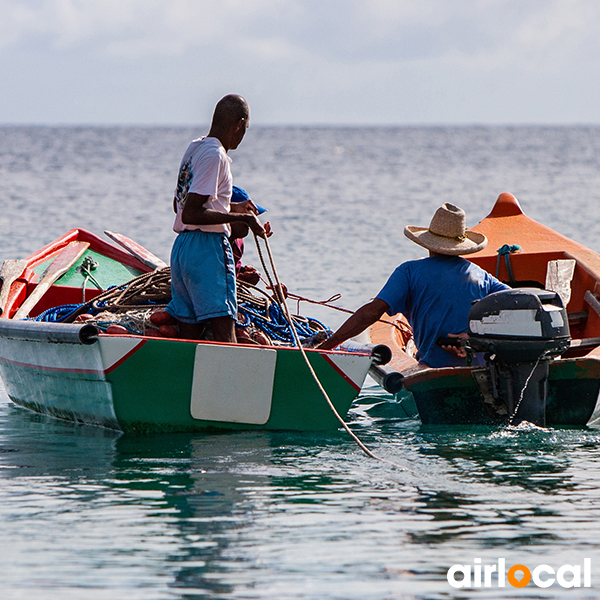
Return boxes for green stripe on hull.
[107,338,196,432]
[546,359,600,426]
[408,370,493,425]
[267,347,355,430]
[105,339,359,433]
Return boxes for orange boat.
[370,193,600,427]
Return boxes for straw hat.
[404,203,487,255]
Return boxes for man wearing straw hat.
[318,203,509,368]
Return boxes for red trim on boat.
[322,354,362,392]
[25,228,153,273]
[0,338,148,375]
[103,338,148,374]
[0,355,103,375]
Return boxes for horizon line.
[2,121,600,129]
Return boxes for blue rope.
[238,301,330,345]
[31,297,329,345]
[33,304,83,322]
[496,244,521,284]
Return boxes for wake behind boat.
[0,229,386,433]
[370,193,600,427]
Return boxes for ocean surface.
[1,125,600,599]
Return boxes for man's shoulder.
[398,255,486,281]
[399,256,428,268]
[186,137,226,160]
[398,256,443,273]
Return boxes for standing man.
[167,94,266,342]
[318,203,510,367]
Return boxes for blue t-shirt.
[377,255,509,368]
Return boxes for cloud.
[0,0,593,62]
[2,0,600,124]
[1,0,598,69]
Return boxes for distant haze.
[2,0,600,125]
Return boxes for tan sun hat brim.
[404,226,488,255]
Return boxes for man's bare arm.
[181,193,266,237]
[317,298,390,351]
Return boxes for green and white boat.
[0,229,379,433]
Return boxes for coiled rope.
[58,268,172,324]
[47,267,329,345]
[236,279,330,346]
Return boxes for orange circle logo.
[508,565,531,587]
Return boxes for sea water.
[1,125,600,599]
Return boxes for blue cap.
[231,186,267,215]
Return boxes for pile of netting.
[33,269,171,336]
[236,280,329,346]
[32,268,330,346]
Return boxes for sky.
[3,0,600,126]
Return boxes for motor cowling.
[468,288,570,361]
[467,289,571,427]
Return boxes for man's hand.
[243,213,266,238]
[230,200,259,215]
[180,193,271,239]
[238,265,261,285]
[440,332,468,358]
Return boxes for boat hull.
[403,356,600,426]
[0,322,371,433]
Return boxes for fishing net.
[235,280,329,346]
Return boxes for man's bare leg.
[210,316,236,343]
[178,321,205,341]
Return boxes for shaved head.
[211,94,249,130]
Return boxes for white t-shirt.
[173,137,233,235]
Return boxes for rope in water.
[253,232,411,471]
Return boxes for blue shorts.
[167,230,237,323]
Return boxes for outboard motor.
[468,289,571,426]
